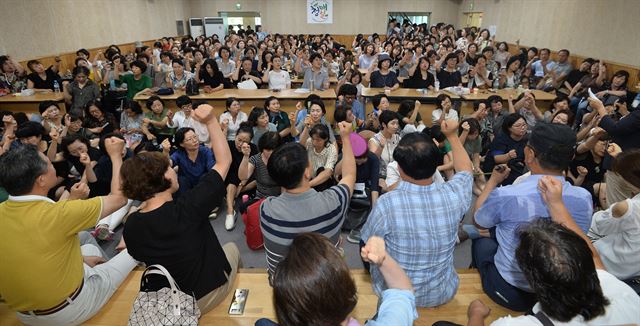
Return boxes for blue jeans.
[471,237,537,312]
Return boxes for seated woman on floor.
[122,104,240,316]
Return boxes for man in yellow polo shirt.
[0,137,137,326]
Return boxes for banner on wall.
[307,0,333,24]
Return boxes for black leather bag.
[185,78,199,96]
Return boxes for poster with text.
[307,0,333,24]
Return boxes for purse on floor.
[128,264,201,325]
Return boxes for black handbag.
[185,78,199,96]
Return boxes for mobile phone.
[588,88,597,100]
[228,289,249,315]
[101,122,110,128]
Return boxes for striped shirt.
[260,184,350,282]
[362,171,473,307]
[306,139,338,175]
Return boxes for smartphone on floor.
[228,288,249,315]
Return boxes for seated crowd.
[0,20,639,326]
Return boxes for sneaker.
[347,229,361,244]
[225,211,237,231]
[209,207,220,219]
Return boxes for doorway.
[218,11,261,34]
[463,12,483,28]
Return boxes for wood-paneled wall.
[506,43,639,92]
[19,35,638,93]
[17,39,160,76]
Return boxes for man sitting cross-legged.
[362,120,474,307]
[0,138,136,326]
[260,121,356,283]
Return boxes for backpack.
[185,77,199,96]
[242,197,266,250]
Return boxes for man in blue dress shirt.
[473,123,593,311]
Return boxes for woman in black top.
[26,59,62,92]
[122,104,237,315]
[196,58,224,93]
[485,113,529,185]
[224,123,258,221]
[403,57,435,89]
[59,134,103,185]
[437,53,462,88]
[83,100,118,137]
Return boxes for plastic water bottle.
[310,77,315,92]
[632,93,640,110]
[53,80,60,93]
[109,79,116,91]
[434,80,440,92]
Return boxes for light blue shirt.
[531,60,556,77]
[474,174,593,291]
[362,171,473,307]
[366,289,417,325]
[351,99,365,121]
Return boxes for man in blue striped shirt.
[362,120,474,307]
[260,122,356,283]
[472,123,593,312]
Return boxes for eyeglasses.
[512,123,527,129]
[183,136,198,142]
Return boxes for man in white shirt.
[466,176,640,326]
[168,96,209,143]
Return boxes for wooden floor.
[0,268,520,325]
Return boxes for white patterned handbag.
[128,264,201,325]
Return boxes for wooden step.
[0,268,520,325]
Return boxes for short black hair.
[236,122,254,140]
[309,52,322,62]
[397,100,416,118]
[502,113,525,135]
[76,48,90,57]
[146,96,163,110]
[248,107,267,127]
[517,219,609,321]
[0,145,49,195]
[130,60,147,72]
[61,134,91,159]
[378,110,398,128]
[371,94,388,108]
[309,123,331,144]
[72,65,90,77]
[171,58,184,67]
[393,132,440,180]
[268,142,309,189]
[258,131,281,153]
[176,95,192,108]
[337,83,357,97]
[333,104,350,123]
[487,95,503,105]
[308,99,326,115]
[459,118,481,135]
[124,100,143,115]
[174,127,195,149]
[38,101,59,114]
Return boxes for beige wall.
[188,0,460,35]
[0,0,190,61]
[457,0,640,66]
